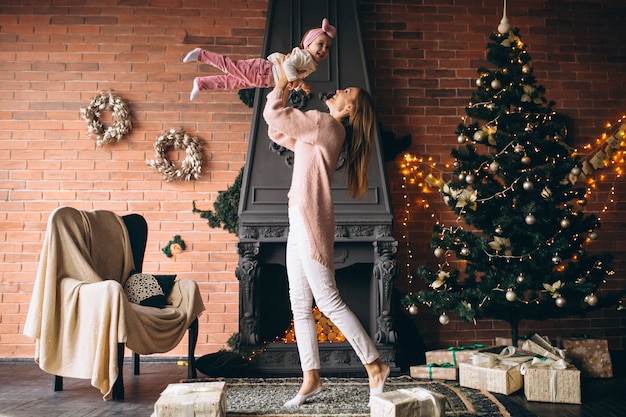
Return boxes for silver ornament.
[460,247,470,256]
[505,290,517,302]
[523,180,533,191]
[465,174,475,184]
[491,79,501,89]
[525,214,536,225]
[571,166,581,176]
[560,218,571,228]
[521,155,531,165]
[434,247,444,258]
[586,294,598,306]
[495,226,503,235]
[439,313,450,325]
[457,134,467,143]
[489,161,500,173]
[408,304,419,315]
[516,274,525,283]
[522,65,531,74]
[552,255,561,264]
[589,232,598,240]
[555,296,567,308]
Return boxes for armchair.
[24,207,205,400]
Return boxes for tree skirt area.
[183,376,537,417]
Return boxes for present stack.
[559,335,613,378]
[410,344,487,381]
[370,386,447,417]
[152,382,226,417]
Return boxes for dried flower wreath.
[80,91,132,147]
[146,128,204,182]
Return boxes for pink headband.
[303,18,336,49]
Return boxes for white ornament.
[498,0,510,34]
[505,290,517,302]
[439,313,450,325]
[523,180,533,191]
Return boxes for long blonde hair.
[342,89,375,199]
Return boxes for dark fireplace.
[235,0,398,376]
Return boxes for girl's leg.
[192,75,256,97]
[196,49,274,87]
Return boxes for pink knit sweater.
[263,87,346,272]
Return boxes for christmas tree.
[401,21,614,346]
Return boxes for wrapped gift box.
[458,350,532,395]
[494,337,524,348]
[370,386,446,417]
[152,382,226,417]
[410,363,458,380]
[559,337,613,378]
[522,358,581,404]
[425,344,488,367]
[521,334,567,362]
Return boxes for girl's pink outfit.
[194,49,276,91]
[262,87,380,371]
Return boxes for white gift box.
[152,382,226,417]
[370,386,446,417]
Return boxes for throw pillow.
[124,272,176,308]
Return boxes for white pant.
[286,207,379,371]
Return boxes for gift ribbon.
[446,344,486,366]
[471,346,533,367]
[427,362,454,379]
[520,357,569,403]
[524,334,568,360]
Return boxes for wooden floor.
[0,355,624,417]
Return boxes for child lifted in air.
[183,18,336,100]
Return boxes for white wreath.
[147,128,204,182]
[80,91,132,147]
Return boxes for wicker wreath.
[80,91,132,147]
[147,128,204,182]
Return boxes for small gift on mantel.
[425,344,487,367]
[559,335,613,378]
[521,357,581,404]
[521,334,568,362]
[410,362,458,381]
[370,386,447,417]
[152,382,226,417]
[459,347,534,395]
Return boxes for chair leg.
[111,343,125,401]
[188,317,199,379]
[54,375,63,391]
[133,352,140,375]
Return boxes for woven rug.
[184,376,537,417]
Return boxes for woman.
[262,68,390,408]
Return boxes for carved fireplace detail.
[236,0,398,376]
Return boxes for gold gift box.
[424,344,488,366]
[410,363,458,380]
[370,387,447,417]
[523,361,581,404]
[459,355,526,395]
[152,382,226,417]
[559,337,613,378]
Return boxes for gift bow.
[427,362,454,379]
[446,344,486,366]
[520,357,570,403]
[471,346,533,367]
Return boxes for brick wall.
[1,0,625,360]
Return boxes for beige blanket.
[24,207,205,400]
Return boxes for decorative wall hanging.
[146,128,204,182]
[80,91,132,147]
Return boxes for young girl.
[183,18,336,100]
[262,65,390,407]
